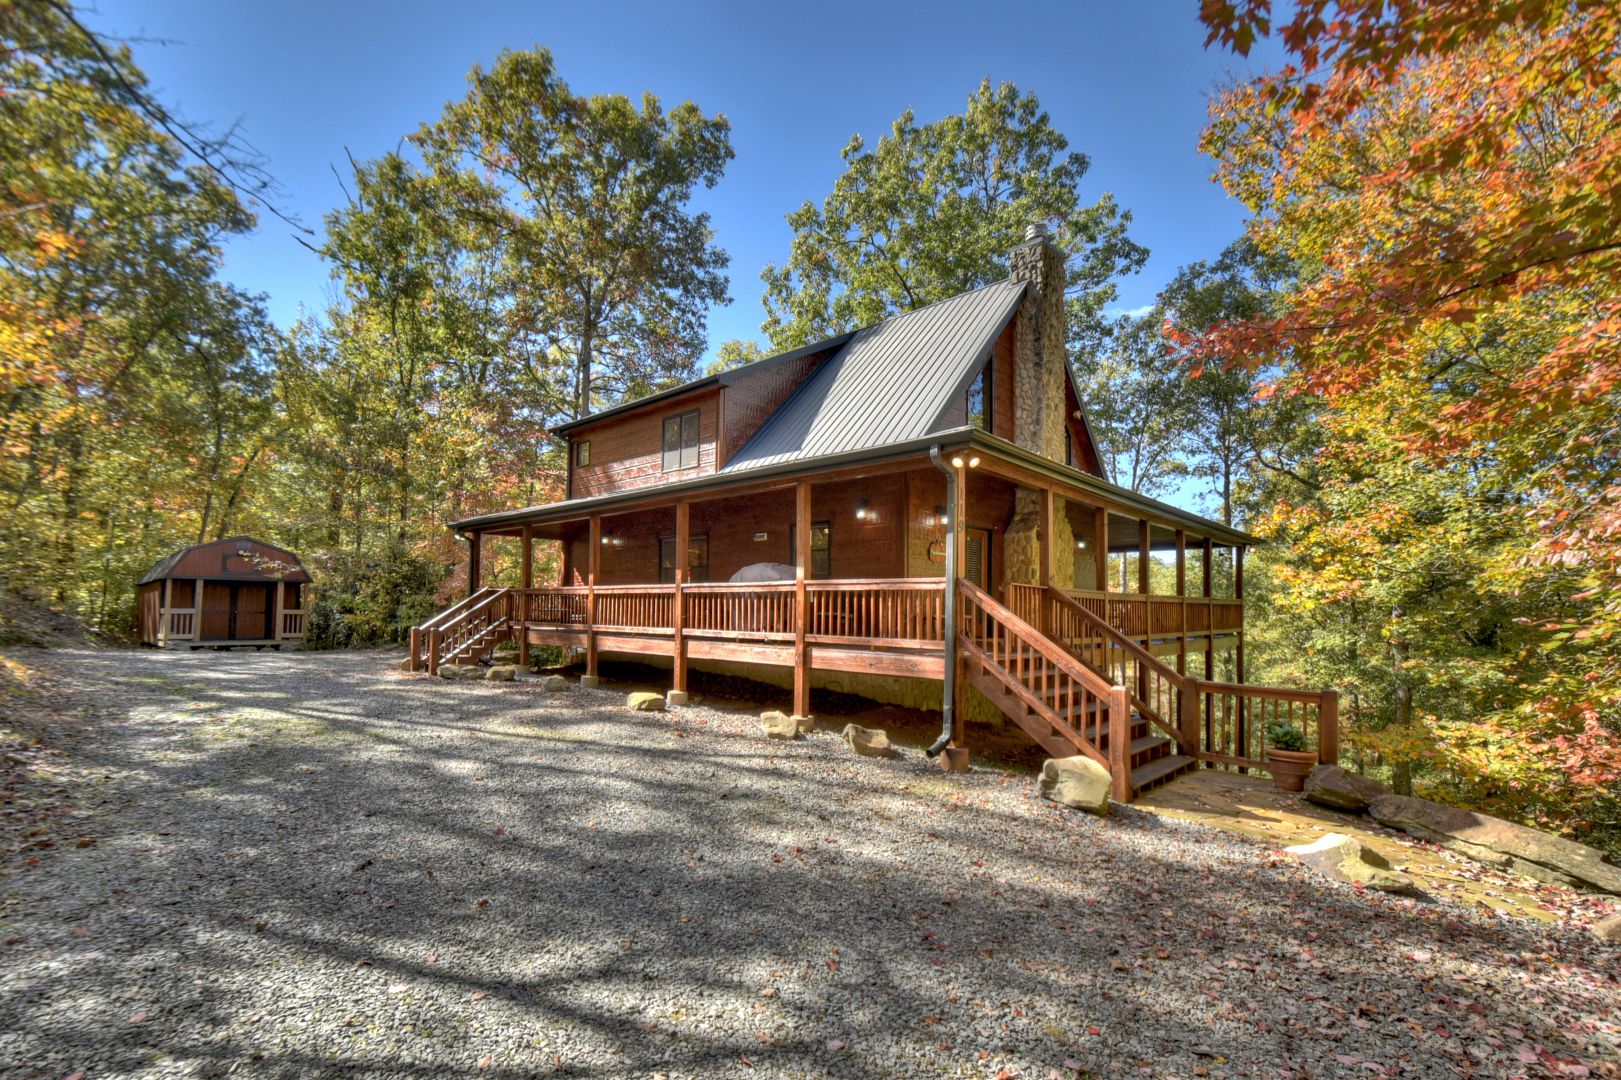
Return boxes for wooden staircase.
[407,587,516,674]
[958,581,1196,801]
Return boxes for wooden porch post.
[1136,519,1150,703]
[272,579,285,645]
[1037,488,1054,634]
[467,531,481,596]
[518,525,533,670]
[1174,529,1187,673]
[160,579,172,647]
[1235,544,1248,766]
[193,581,203,643]
[793,482,811,717]
[1201,538,1214,759]
[1137,519,1150,595]
[1093,507,1108,591]
[671,501,689,704]
[585,514,601,685]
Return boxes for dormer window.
[965,363,992,433]
[662,409,701,471]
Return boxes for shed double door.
[200,582,273,640]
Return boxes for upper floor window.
[662,409,701,471]
[575,440,591,467]
[965,363,991,433]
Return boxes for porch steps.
[1130,753,1197,793]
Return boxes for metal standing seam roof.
[719,280,1027,472]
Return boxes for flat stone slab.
[438,664,484,680]
[1037,756,1111,815]
[841,723,895,758]
[486,665,516,682]
[626,691,665,713]
[1369,794,1621,894]
[1304,765,1390,813]
[1287,833,1420,896]
[541,675,568,692]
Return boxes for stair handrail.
[438,589,511,647]
[1044,587,1188,748]
[418,587,504,633]
[957,580,1126,780]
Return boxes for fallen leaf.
[825,1039,845,1052]
[128,1012,149,1023]
[476,1053,493,1069]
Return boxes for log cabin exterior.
[137,537,309,650]
[414,226,1337,801]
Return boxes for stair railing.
[1042,587,1193,753]
[958,580,1132,799]
[409,588,513,675]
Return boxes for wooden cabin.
[137,537,309,650]
[411,226,1337,802]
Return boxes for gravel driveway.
[1,647,1616,1079]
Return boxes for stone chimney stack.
[1008,222,1068,463]
[1004,222,1076,587]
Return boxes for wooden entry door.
[235,584,271,640]
[200,582,233,640]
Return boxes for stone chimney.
[1003,223,1077,587]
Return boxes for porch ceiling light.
[950,455,965,468]
[1076,539,1088,549]
[968,455,980,468]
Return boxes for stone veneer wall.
[1003,233,1077,588]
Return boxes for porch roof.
[450,429,1260,548]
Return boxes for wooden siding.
[570,390,720,498]
[719,350,830,466]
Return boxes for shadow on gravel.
[0,647,1613,1080]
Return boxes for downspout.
[927,445,956,757]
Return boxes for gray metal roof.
[721,280,1026,472]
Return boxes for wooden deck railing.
[163,609,195,639]
[1196,680,1339,771]
[684,581,797,639]
[806,579,944,643]
[1058,589,1243,641]
[280,610,306,638]
[519,578,946,648]
[410,587,513,674]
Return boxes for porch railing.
[519,578,946,647]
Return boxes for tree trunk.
[1390,609,1413,796]
[576,324,593,420]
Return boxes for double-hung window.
[662,409,701,471]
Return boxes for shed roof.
[721,280,1025,472]
[138,537,311,585]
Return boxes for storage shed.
[136,537,311,649]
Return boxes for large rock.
[486,665,516,682]
[791,715,816,735]
[627,691,665,713]
[542,675,568,692]
[1037,756,1112,816]
[1370,794,1621,894]
[1304,765,1391,813]
[1592,912,1621,944]
[438,664,485,680]
[1286,833,1421,896]
[759,711,802,741]
[841,724,895,758]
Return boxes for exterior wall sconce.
[855,498,875,522]
[930,505,949,527]
[1076,539,1088,550]
[948,454,981,469]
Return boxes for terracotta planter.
[1266,747,1318,792]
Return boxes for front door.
[965,528,991,590]
[201,582,232,640]
[235,583,271,640]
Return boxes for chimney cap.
[1024,221,1049,242]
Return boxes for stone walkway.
[1,647,1616,1079]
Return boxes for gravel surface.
[1,647,1617,1080]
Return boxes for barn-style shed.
[137,537,310,649]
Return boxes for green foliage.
[1266,722,1307,752]
[761,79,1146,354]
[708,339,766,374]
[413,47,734,418]
[1072,310,1193,497]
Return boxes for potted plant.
[1265,721,1317,792]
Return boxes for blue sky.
[86,0,1278,356]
